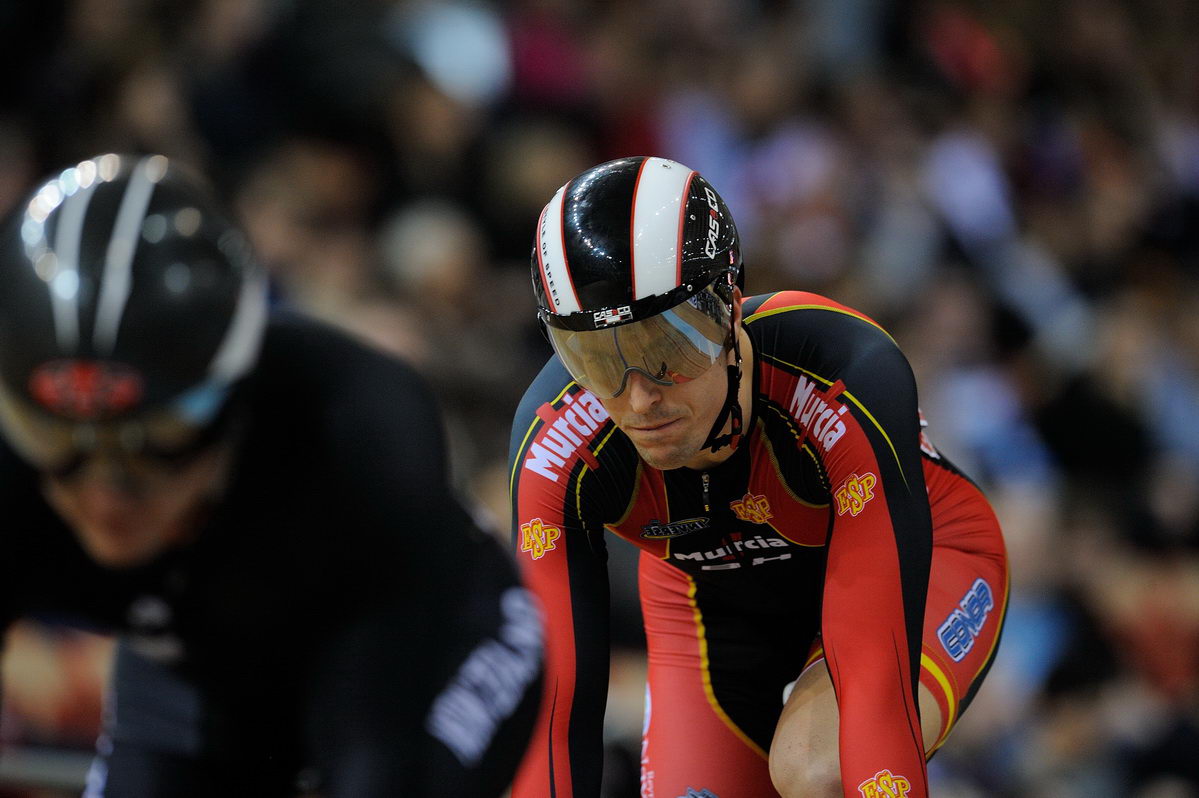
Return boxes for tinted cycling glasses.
[0,378,234,481]
[546,283,734,399]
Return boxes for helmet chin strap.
[701,320,743,454]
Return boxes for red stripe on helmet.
[629,157,650,300]
[534,201,557,313]
[675,170,697,287]
[558,179,581,311]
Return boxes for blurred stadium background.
[1,0,1198,795]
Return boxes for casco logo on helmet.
[703,186,721,259]
[593,305,633,327]
[29,360,144,420]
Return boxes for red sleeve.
[508,377,618,798]
[815,350,933,797]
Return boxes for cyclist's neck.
[683,324,755,471]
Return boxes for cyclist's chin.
[631,437,702,471]
[44,479,206,570]
[75,520,180,569]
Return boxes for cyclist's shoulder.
[253,310,440,435]
[510,356,634,503]
[260,310,426,386]
[745,291,917,418]
[742,290,885,331]
[745,290,899,361]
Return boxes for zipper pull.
[701,472,711,513]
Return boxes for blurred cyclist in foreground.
[0,153,542,797]
[509,156,1008,797]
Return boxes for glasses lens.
[0,385,79,468]
[547,284,731,397]
[0,380,225,472]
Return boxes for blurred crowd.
[1,0,1198,795]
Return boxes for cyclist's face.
[602,344,733,471]
[41,444,232,569]
[600,293,746,471]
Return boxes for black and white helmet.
[532,155,741,334]
[530,156,745,451]
[0,153,267,473]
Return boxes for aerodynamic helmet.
[0,153,267,475]
[531,156,745,451]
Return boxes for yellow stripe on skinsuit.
[971,570,1011,684]
[921,653,957,753]
[574,425,621,521]
[923,571,1009,756]
[508,381,579,501]
[759,353,908,489]
[758,418,827,510]
[763,404,830,492]
[688,576,769,760]
[744,303,897,346]
[603,461,644,537]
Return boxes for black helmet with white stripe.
[531,156,745,452]
[0,153,267,475]
[532,156,741,333]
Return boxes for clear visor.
[547,284,733,398]
[0,379,230,478]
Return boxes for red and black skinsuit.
[509,291,1008,798]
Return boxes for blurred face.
[42,445,232,569]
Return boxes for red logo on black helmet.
[28,360,144,419]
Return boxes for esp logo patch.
[857,769,911,798]
[835,472,877,517]
[519,518,560,560]
[729,493,772,524]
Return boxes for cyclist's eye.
[655,362,669,380]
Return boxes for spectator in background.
[0,154,541,797]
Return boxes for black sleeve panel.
[748,293,933,793]
[508,355,638,798]
[306,534,543,798]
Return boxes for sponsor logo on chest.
[729,492,773,524]
[641,517,710,539]
[125,594,184,663]
[672,533,791,570]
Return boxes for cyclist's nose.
[625,371,662,414]
[63,452,148,496]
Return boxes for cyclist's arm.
[291,320,543,795]
[307,534,543,798]
[816,336,933,798]
[508,366,617,798]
